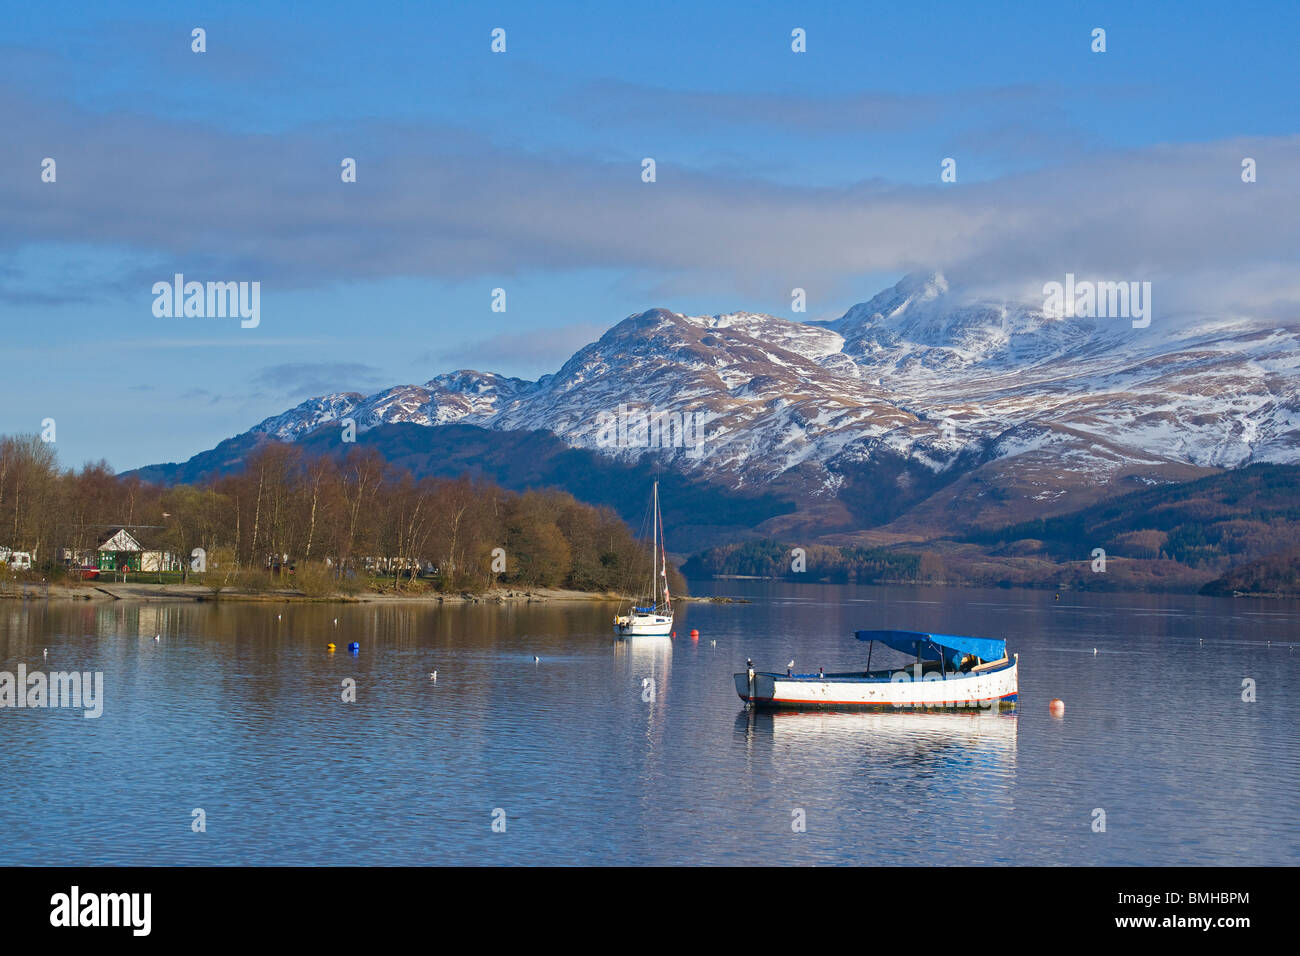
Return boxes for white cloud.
[2,85,1298,320]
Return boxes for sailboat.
[613,481,674,637]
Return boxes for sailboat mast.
[652,480,659,605]
[659,485,671,614]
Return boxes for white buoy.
[710,640,716,647]
[534,655,540,663]
[429,671,437,681]
[1093,648,1097,655]
[43,648,47,658]
[154,634,160,642]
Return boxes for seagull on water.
[534,655,540,663]
[154,634,160,642]
[429,671,437,681]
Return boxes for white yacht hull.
[614,613,674,637]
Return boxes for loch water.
[1,582,1296,865]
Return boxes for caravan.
[0,548,33,571]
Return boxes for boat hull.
[734,660,1018,712]
[614,614,674,637]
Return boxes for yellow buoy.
[327,643,336,652]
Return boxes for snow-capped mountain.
[254,371,534,441]
[168,273,1300,534]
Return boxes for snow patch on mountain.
[243,272,1300,495]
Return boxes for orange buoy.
[1049,698,1065,716]
[690,629,699,639]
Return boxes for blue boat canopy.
[855,630,1006,668]
[634,606,655,613]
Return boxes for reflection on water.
[739,709,1017,757]
[1,583,1297,865]
[615,635,673,753]
[740,710,1018,789]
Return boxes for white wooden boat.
[735,630,1018,711]
[614,481,674,637]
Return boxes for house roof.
[98,528,144,552]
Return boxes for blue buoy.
[348,642,360,652]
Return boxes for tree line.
[682,539,927,583]
[0,433,679,594]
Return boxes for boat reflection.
[734,708,1018,774]
[615,633,673,670]
[614,634,673,736]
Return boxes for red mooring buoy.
[1049,698,1065,716]
[690,629,700,639]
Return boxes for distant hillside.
[682,464,1300,594]
[682,538,928,583]
[1200,547,1300,597]
[961,463,1300,571]
[138,426,1300,594]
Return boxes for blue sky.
[2,0,1299,470]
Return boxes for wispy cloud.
[2,82,1299,318]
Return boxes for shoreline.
[0,581,742,606]
[7,577,1291,603]
[0,582,618,605]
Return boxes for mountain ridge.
[128,272,1300,539]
